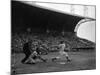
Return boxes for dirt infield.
[11,50,96,74]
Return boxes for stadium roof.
[12,1,94,33]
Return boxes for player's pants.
[55,51,69,59]
[59,51,69,57]
[52,51,70,61]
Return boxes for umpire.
[21,40,33,64]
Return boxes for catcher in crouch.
[52,41,71,62]
[21,40,47,64]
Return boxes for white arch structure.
[74,18,96,42]
[74,18,95,32]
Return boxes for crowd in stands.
[11,32,95,54]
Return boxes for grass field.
[11,50,96,74]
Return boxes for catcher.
[21,40,47,64]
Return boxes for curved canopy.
[12,1,93,33]
[76,21,96,42]
[74,18,95,32]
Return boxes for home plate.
[58,62,66,64]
